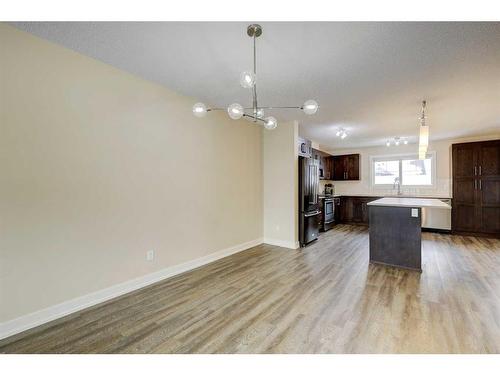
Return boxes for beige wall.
[319,134,500,197]
[0,24,263,323]
[263,121,299,249]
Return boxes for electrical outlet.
[146,250,155,261]
[411,208,419,217]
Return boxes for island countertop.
[367,197,451,209]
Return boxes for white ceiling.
[10,22,500,149]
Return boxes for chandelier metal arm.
[243,113,266,124]
[204,108,266,125]
[208,106,305,111]
[252,106,303,110]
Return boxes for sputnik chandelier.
[192,24,319,129]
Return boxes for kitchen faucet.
[393,177,402,195]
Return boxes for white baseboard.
[263,238,300,249]
[0,238,263,341]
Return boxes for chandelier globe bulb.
[227,103,244,120]
[192,103,207,117]
[240,71,256,89]
[302,100,319,115]
[264,116,278,130]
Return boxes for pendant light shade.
[419,145,427,160]
[419,125,429,148]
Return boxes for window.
[402,158,432,186]
[371,152,435,187]
[373,160,399,185]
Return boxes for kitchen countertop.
[367,197,452,209]
[318,194,452,199]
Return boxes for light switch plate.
[411,208,419,217]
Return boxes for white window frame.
[370,151,437,189]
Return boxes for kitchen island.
[367,198,451,272]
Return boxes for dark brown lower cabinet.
[340,196,381,225]
[452,140,500,237]
[478,179,500,234]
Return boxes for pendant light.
[418,100,429,160]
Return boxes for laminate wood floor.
[1,225,500,353]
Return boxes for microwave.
[298,137,312,158]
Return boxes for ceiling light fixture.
[336,128,348,139]
[192,24,319,129]
[418,100,429,160]
[386,136,408,146]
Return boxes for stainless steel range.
[322,197,335,231]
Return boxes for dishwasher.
[421,198,452,231]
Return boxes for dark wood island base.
[368,205,422,272]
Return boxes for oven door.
[324,199,334,223]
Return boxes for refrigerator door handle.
[314,165,318,204]
[312,165,315,200]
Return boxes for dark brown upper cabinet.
[311,149,360,181]
[311,148,323,179]
[332,154,360,181]
[452,140,500,236]
[323,156,333,180]
[312,148,334,180]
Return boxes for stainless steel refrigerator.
[299,156,320,246]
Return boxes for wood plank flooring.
[1,224,500,353]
